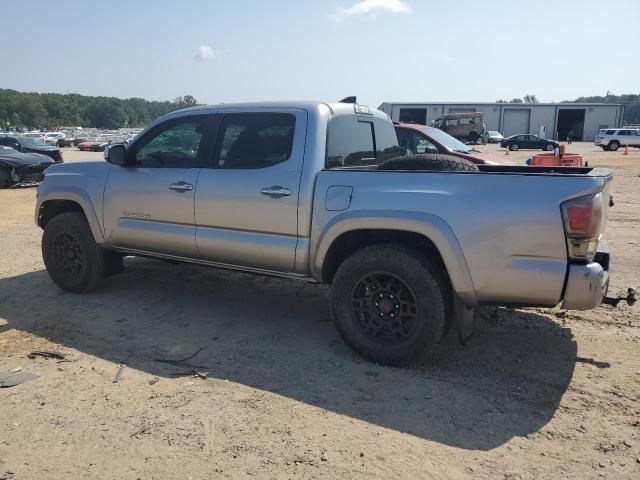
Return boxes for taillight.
[561,193,606,262]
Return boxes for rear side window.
[214,113,295,169]
[618,130,629,136]
[326,116,401,168]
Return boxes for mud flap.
[454,295,475,345]
[101,249,124,277]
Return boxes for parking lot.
[1,143,639,479]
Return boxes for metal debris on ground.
[130,426,150,438]
[0,370,38,388]
[27,350,67,361]
[112,364,126,383]
[153,347,207,369]
[168,370,209,379]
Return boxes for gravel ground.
[0,143,639,479]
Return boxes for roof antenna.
[339,96,357,104]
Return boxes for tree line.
[0,89,198,130]
[2,88,639,130]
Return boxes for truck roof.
[156,101,390,123]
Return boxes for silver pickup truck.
[36,101,618,366]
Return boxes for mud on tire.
[330,244,448,366]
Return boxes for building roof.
[379,102,623,107]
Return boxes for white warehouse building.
[378,102,625,142]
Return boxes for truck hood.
[44,159,110,177]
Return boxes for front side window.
[396,128,437,155]
[214,113,295,169]
[133,117,206,168]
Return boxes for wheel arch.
[312,210,477,306]
[36,190,106,244]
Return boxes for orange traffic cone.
[505,147,509,155]
[623,144,629,155]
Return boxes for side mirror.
[425,146,439,154]
[104,144,126,166]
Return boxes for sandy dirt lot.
[1,143,639,479]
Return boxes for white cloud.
[194,45,215,61]
[332,0,410,19]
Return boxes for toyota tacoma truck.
[36,101,620,366]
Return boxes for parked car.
[395,123,510,165]
[500,134,558,151]
[36,101,619,366]
[0,145,55,188]
[431,112,486,144]
[43,132,66,146]
[77,140,107,152]
[0,136,63,162]
[484,130,504,143]
[595,128,640,151]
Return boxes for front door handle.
[168,181,194,193]
[260,186,292,198]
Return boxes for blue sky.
[0,0,638,107]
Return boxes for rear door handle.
[260,186,292,198]
[168,182,194,193]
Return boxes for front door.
[195,110,307,272]
[103,114,213,257]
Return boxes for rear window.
[326,116,402,168]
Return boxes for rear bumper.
[561,242,610,310]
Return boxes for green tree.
[523,94,539,103]
[85,99,128,129]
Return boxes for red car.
[394,123,511,165]
[77,141,107,152]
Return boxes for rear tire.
[377,153,479,172]
[609,141,620,151]
[42,212,104,293]
[330,244,448,366]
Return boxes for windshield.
[19,137,49,147]
[423,127,473,153]
[0,146,18,153]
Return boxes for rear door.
[102,114,214,257]
[194,109,307,272]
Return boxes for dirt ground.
[1,143,639,480]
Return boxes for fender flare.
[36,188,106,244]
[312,210,477,306]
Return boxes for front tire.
[510,143,519,151]
[545,143,554,151]
[0,169,11,189]
[42,212,104,293]
[609,141,620,151]
[330,244,447,366]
